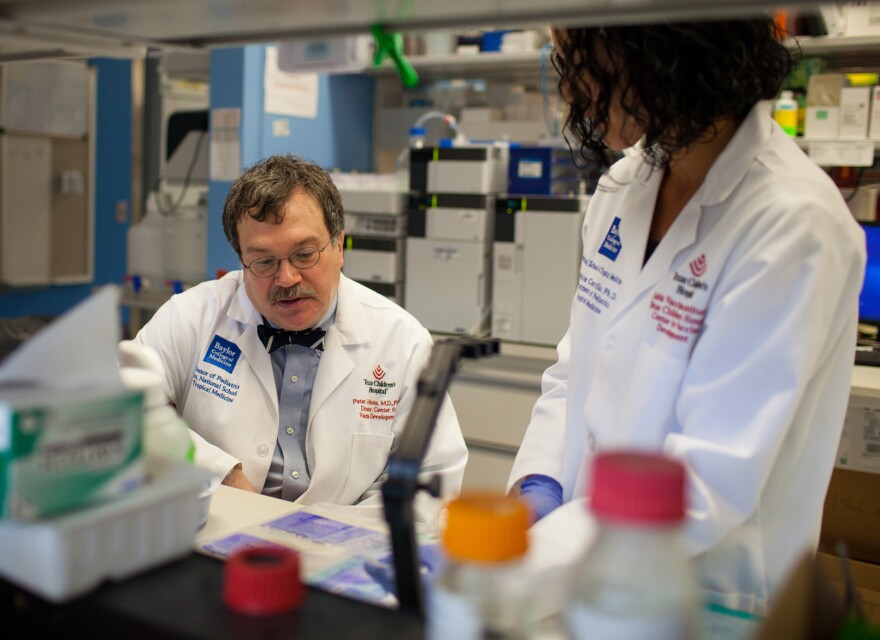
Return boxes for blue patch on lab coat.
[203,335,241,373]
[598,216,622,261]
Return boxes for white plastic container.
[428,493,532,640]
[126,208,166,289]
[566,451,699,640]
[164,204,207,285]
[0,459,210,602]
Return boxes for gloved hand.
[118,340,165,375]
[363,543,445,598]
[519,474,563,524]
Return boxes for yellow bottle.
[774,90,798,137]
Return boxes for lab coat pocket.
[334,432,394,505]
[615,342,688,446]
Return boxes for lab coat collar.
[608,103,771,322]
[329,275,371,347]
[308,275,363,424]
[696,101,772,208]
[225,270,279,424]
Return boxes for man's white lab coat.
[136,272,467,524]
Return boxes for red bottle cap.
[589,450,686,525]
[223,546,304,615]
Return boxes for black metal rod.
[381,337,499,615]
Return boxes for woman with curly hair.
[508,17,866,614]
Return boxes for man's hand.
[223,464,257,493]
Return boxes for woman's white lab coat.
[508,102,866,614]
[135,272,467,523]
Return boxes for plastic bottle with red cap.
[427,492,532,640]
[566,450,699,640]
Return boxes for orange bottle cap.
[442,492,529,563]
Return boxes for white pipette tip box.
[0,459,210,602]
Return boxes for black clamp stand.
[381,336,500,614]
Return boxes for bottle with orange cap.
[427,492,532,640]
[565,450,699,640]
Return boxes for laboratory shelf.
[369,50,547,79]
[788,35,880,56]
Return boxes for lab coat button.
[257,444,269,456]
[290,375,298,383]
[286,426,294,435]
[604,339,615,351]
[587,432,596,450]
[291,470,300,479]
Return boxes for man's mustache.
[269,285,316,303]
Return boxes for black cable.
[153,130,207,218]
[844,165,867,203]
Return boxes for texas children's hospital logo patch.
[353,364,399,422]
[363,364,396,395]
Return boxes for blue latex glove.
[520,474,563,523]
[363,543,445,598]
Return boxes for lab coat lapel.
[632,197,702,300]
[308,276,364,421]
[610,103,771,322]
[601,168,672,323]
[226,274,278,419]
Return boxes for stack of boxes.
[404,145,508,335]
[335,176,408,304]
[491,194,588,346]
[818,368,880,626]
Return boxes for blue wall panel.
[207,45,373,278]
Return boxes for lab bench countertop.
[2,486,423,639]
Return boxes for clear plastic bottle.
[774,90,798,136]
[119,367,195,463]
[566,451,699,640]
[427,493,531,640]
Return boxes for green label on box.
[0,390,145,520]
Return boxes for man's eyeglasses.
[243,240,333,278]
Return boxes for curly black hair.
[553,17,793,173]
[222,154,344,256]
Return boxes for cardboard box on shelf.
[816,551,880,627]
[840,86,871,138]
[805,74,846,139]
[844,4,880,37]
[755,551,849,640]
[820,468,880,566]
[870,86,880,139]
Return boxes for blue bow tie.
[257,324,325,353]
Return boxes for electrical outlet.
[115,200,129,224]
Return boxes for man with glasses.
[131,154,467,525]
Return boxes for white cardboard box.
[869,86,880,138]
[844,4,880,37]
[840,86,871,138]
[806,106,841,138]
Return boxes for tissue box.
[0,387,145,520]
